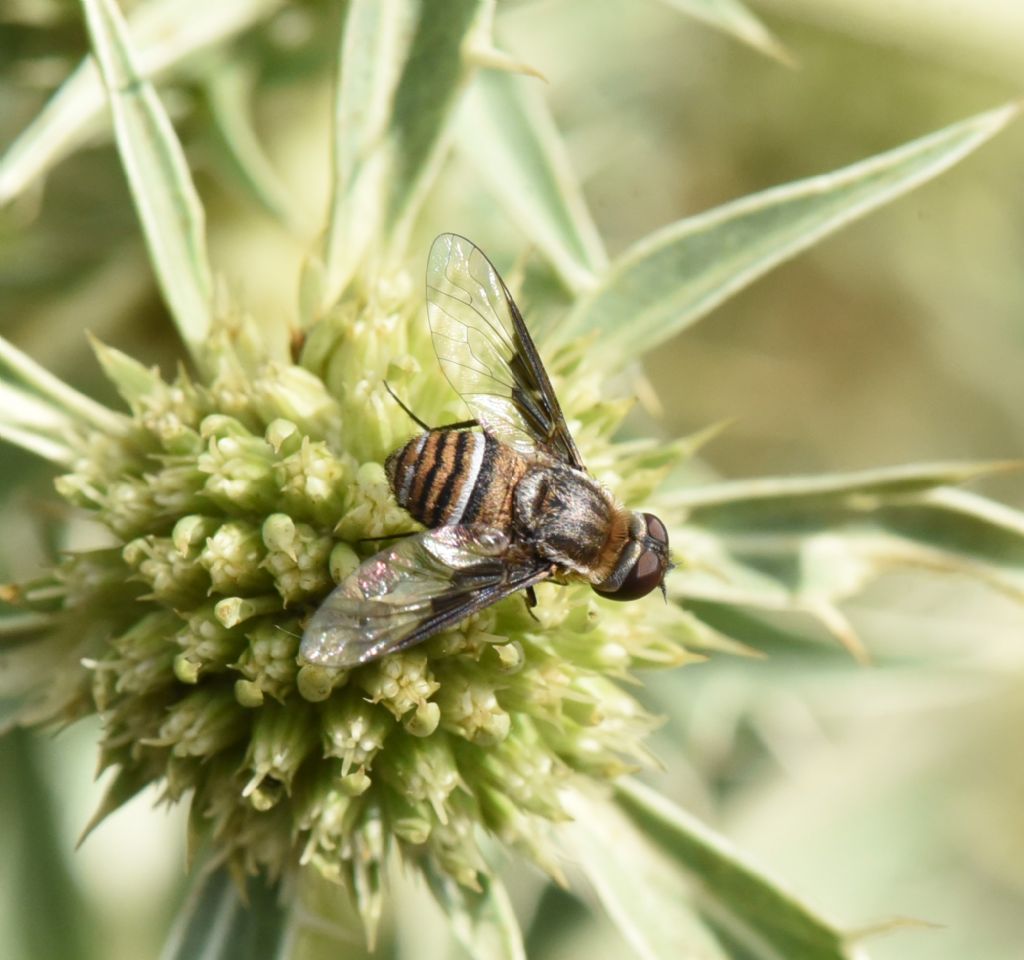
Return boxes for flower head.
[14,282,697,933]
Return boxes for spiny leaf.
[424,865,527,960]
[0,731,93,960]
[874,488,1024,585]
[0,0,280,205]
[88,333,175,410]
[655,0,793,65]
[159,867,287,960]
[0,333,125,433]
[456,69,607,293]
[669,466,1024,659]
[203,65,313,235]
[0,378,78,464]
[315,0,493,313]
[667,460,1021,516]
[563,787,731,960]
[614,778,859,960]
[561,104,1018,367]
[80,0,215,358]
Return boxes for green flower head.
[21,233,701,934]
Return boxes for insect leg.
[522,585,541,622]
[357,530,418,544]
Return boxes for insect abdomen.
[387,430,524,529]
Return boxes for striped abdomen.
[385,430,528,529]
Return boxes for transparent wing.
[300,526,552,669]
[425,233,585,470]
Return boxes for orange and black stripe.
[388,429,490,528]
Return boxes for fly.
[301,234,671,668]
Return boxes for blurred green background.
[2,1,1022,958]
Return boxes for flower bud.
[172,515,219,557]
[149,688,246,758]
[243,702,316,805]
[385,793,432,844]
[333,462,407,540]
[234,620,300,701]
[198,426,279,514]
[321,698,391,775]
[381,735,460,823]
[273,438,351,526]
[357,650,439,720]
[261,515,333,604]
[199,521,272,594]
[295,664,348,702]
[123,535,209,606]
[436,670,511,746]
[250,363,343,443]
[177,603,246,669]
[264,418,302,456]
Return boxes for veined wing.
[425,233,585,470]
[300,526,553,669]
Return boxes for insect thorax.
[513,464,617,576]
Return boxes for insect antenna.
[382,380,478,431]
[382,380,432,431]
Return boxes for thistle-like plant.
[2,2,1023,959]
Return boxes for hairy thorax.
[514,463,626,580]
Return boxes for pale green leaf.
[561,104,1018,365]
[671,462,1024,589]
[424,867,527,960]
[922,485,1024,543]
[677,600,840,661]
[873,487,1024,587]
[0,331,127,463]
[0,611,55,640]
[655,0,793,64]
[0,0,280,205]
[87,334,168,411]
[203,65,313,235]
[81,0,215,358]
[160,867,287,960]
[316,0,492,312]
[77,762,156,848]
[0,630,76,734]
[614,778,860,960]
[289,868,372,960]
[0,378,77,463]
[665,460,1020,515]
[671,567,865,660]
[0,333,125,433]
[0,420,75,466]
[562,788,730,960]
[0,382,75,439]
[668,465,1024,657]
[0,730,93,960]
[456,69,607,293]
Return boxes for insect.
[300,233,671,669]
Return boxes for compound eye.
[596,548,664,602]
[643,513,669,548]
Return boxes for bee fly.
[300,234,671,669]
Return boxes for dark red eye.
[644,513,668,548]
[595,548,664,602]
